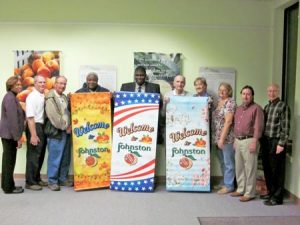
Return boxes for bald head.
[267,83,280,102]
[173,75,186,94]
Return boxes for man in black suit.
[120,66,160,93]
[120,66,163,143]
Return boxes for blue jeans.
[47,132,71,185]
[217,144,235,190]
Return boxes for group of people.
[211,83,290,206]
[0,75,73,193]
[0,66,290,207]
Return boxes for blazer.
[120,82,160,94]
[0,91,25,141]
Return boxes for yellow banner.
[71,93,112,191]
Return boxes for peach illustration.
[179,157,193,170]
[124,153,138,165]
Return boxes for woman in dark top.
[0,76,25,194]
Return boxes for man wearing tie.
[120,66,160,94]
[120,66,162,143]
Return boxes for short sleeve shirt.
[26,88,45,124]
[212,98,236,144]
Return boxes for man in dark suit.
[120,66,163,143]
[120,66,160,93]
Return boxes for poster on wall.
[79,65,117,92]
[71,92,112,191]
[166,96,210,192]
[110,91,160,192]
[199,67,236,101]
[134,52,182,95]
[14,50,61,109]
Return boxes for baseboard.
[5,174,300,204]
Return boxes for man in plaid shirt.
[260,84,290,206]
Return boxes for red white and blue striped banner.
[166,96,210,192]
[110,92,160,192]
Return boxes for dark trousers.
[1,138,18,193]
[25,123,47,185]
[261,136,286,202]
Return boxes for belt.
[236,136,253,140]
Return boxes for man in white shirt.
[25,75,47,190]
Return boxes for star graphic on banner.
[123,93,127,97]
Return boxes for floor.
[1,180,300,225]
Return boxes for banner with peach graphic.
[110,92,160,192]
[71,92,112,191]
[166,97,210,192]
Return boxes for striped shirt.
[263,98,290,146]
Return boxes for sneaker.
[60,180,74,187]
[217,187,233,194]
[48,184,60,191]
[25,184,42,191]
[38,180,48,186]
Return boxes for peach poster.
[14,50,60,110]
[166,97,210,192]
[71,93,112,191]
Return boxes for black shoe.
[6,187,24,194]
[14,186,23,190]
[260,194,270,200]
[263,199,283,206]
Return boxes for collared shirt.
[135,83,145,93]
[25,88,45,124]
[263,98,290,146]
[234,102,264,139]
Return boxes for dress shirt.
[234,102,264,139]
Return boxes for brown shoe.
[217,187,233,194]
[239,196,255,202]
[230,191,243,197]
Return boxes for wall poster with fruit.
[166,97,210,192]
[71,92,112,191]
[14,50,60,111]
[110,92,160,192]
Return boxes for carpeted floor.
[1,179,300,225]
[198,216,300,225]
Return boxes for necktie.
[138,86,142,92]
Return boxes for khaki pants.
[235,138,259,198]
